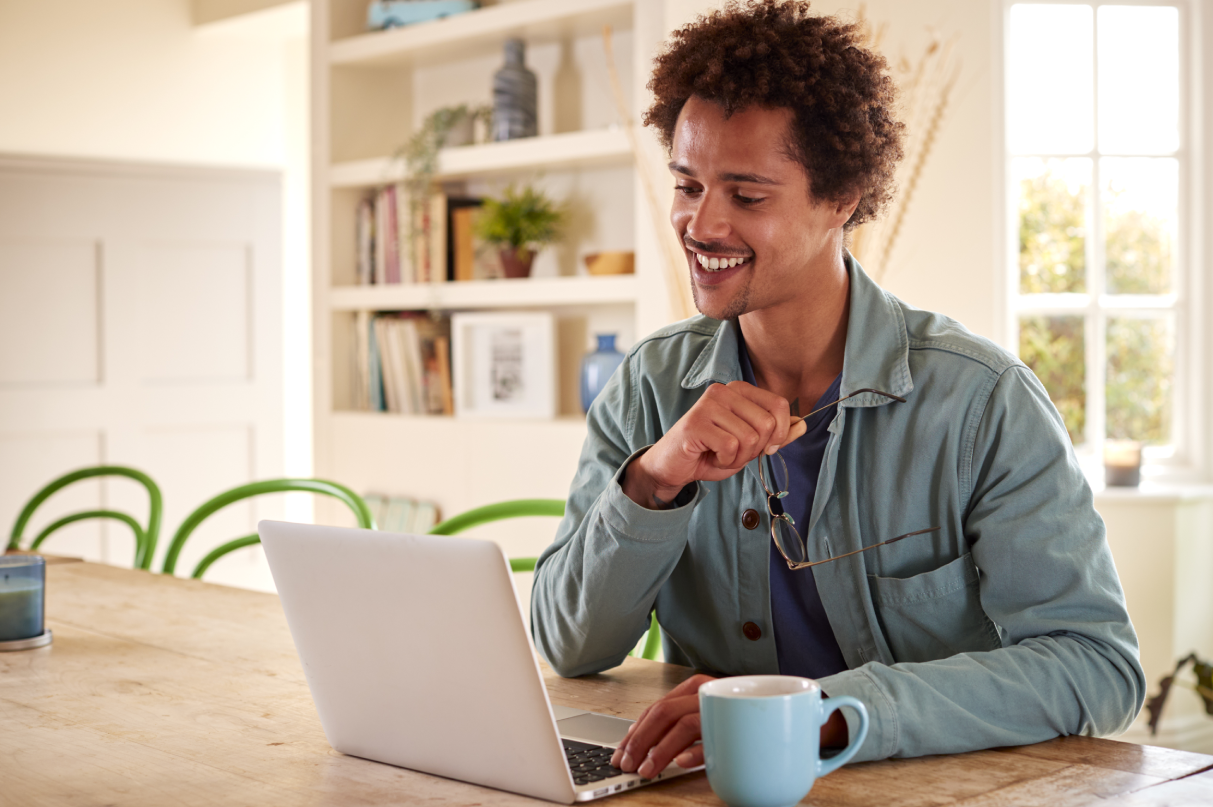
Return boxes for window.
[1004,1,1198,478]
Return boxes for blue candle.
[0,555,45,642]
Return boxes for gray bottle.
[492,38,538,141]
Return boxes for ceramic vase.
[580,334,625,413]
[492,38,538,141]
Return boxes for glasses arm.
[785,526,940,570]
[790,388,907,425]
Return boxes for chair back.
[428,499,663,661]
[161,479,375,579]
[8,466,163,569]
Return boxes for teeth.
[694,253,749,272]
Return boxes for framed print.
[451,311,556,419]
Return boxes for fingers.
[636,710,701,778]
[723,381,792,450]
[606,674,708,766]
[782,418,808,446]
[610,693,699,774]
[673,743,704,770]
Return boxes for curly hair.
[644,0,904,230]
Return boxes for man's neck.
[739,252,850,415]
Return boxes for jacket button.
[742,622,762,641]
[741,509,760,530]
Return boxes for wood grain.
[1,561,1210,806]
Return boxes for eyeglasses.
[757,387,939,570]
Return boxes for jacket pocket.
[867,553,1001,664]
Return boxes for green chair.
[161,479,375,579]
[428,499,663,661]
[8,466,163,570]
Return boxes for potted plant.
[474,184,564,279]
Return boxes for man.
[531,0,1143,773]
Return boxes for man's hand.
[622,381,807,509]
[610,674,851,778]
[611,674,715,777]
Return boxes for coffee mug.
[699,676,869,807]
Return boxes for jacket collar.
[681,254,913,408]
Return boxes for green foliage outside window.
[1107,317,1173,444]
[1019,316,1086,444]
[1018,170,1086,294]
[1105,206,1172,295]
[1017,167,1175,447]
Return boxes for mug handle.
[815,695,869,778]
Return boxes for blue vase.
[580,334,625,413]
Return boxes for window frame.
[997,0,1207,484]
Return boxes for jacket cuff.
[601,446,703,543]
[818,667,899,762]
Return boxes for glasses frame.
[757,387,939,570]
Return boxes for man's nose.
[686,189,731,244]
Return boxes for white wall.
[0,0,313,526]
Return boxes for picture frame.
[451,311,556,419]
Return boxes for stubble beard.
[690,269,752,322]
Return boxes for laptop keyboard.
[563,739,628,786]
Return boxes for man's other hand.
[622,381,807,510]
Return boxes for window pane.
[1107,316,1174,446]
[1007,4,1093,154]
[1103,158,1177,295]
[1016,157,1089,294]
[1098,6,1179,154]
[1019,315,1086,444]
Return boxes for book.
[428,191,448,285]
[447,197,484,282]
[356,197,374,285]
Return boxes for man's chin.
[690,283,749,322]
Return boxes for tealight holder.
[1105,440,1143,488]
[0,554,52,651]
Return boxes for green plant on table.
[475,184,564,260]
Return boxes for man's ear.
[831,193,862,229]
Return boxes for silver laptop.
[258,520,700,803]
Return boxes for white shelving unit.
[329,127,632,187]
[310,0,672,546]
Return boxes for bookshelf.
[311,0,672,549]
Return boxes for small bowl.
[584,251,635,276]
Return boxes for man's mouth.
[691,252,752,272]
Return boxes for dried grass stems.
[850,7,961,284]
[603,26,697,322]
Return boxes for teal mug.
[699,676,869,807]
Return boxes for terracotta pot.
[499,248,535,279]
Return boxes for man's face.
[668,95,852,321]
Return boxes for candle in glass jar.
[1105,440,1143,488]
[0,555,45,642]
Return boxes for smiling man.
[531,0,1143,771]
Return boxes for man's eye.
[674,185,701,195]
[735,194,763,205]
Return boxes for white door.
[0,155,283,589]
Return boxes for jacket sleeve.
[819,365,1145,761]
[531,355,701,678]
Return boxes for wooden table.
[4,561,1213,807]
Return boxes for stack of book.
[354,311,454,415]
[363,493,440,534]
[356,187,489,284]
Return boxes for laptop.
[258,520,701,803]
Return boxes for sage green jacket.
[531,257,1144,762]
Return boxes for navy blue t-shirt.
[738,336,849,679]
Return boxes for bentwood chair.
[161,479,375,579]
[428,499,663,661]
[8,466,163,570]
